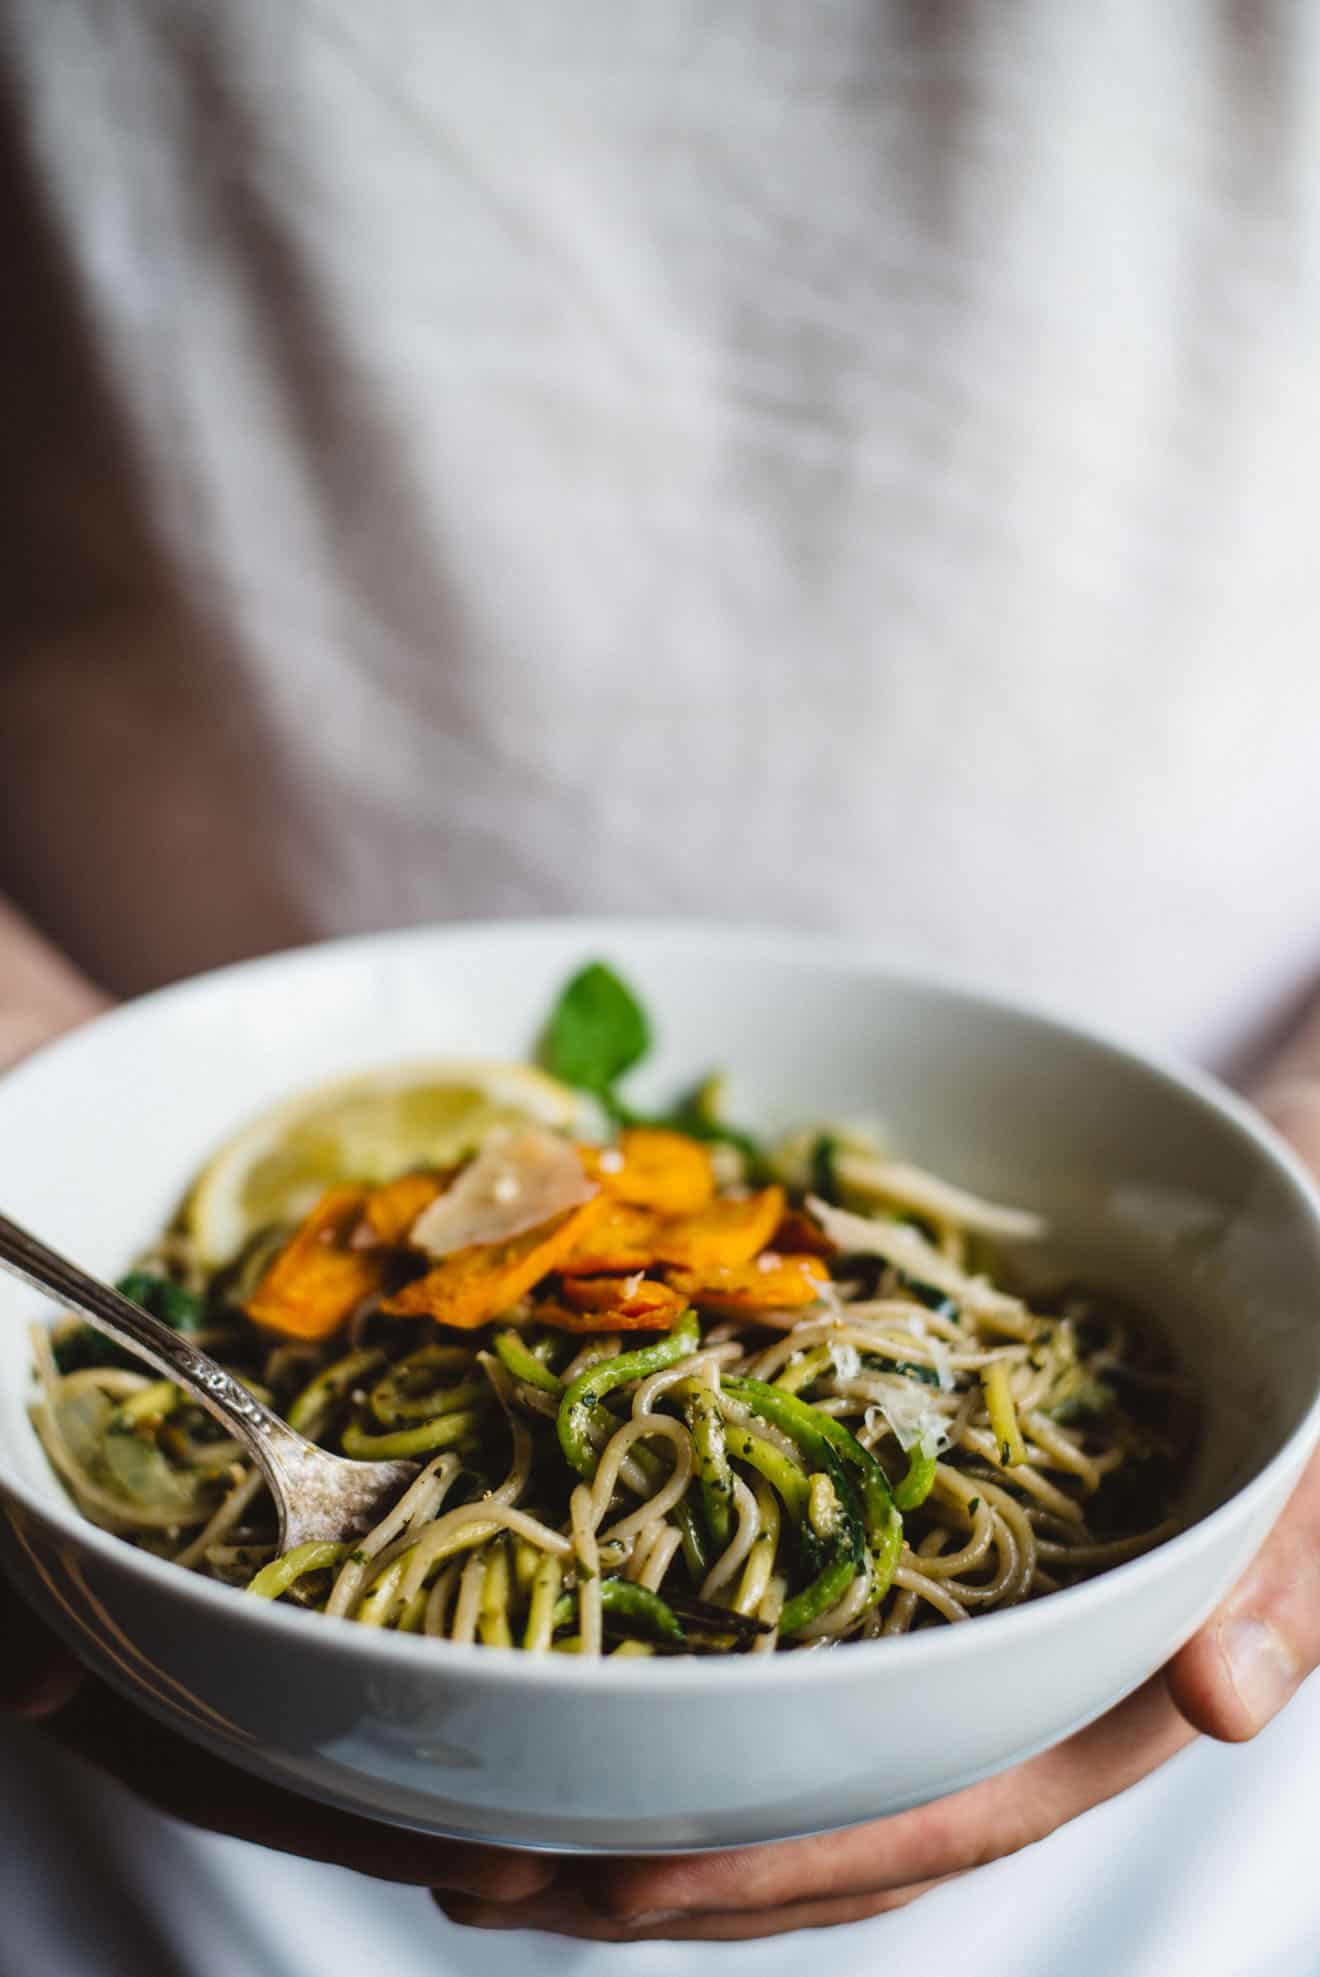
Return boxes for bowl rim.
[4,915,1320,1695]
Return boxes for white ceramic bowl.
[2,922,1319,1854]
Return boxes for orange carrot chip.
[534,1279,686,1334]
[582,1130,715,1216]
[648,1187,787,1272]
[666,1253,829,1314]
[360,1170,449,1247]
[379,1196,605,1330]
[769,1209,834,1258]
[246,1185,387,1341]
[558,1274,688,1325]
[559,1200,665,1274]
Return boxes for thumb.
[1166,1450,1320,1741]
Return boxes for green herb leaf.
[116,1272,206,1332]
[540,963,650,1097]
[52,1329,140,1376]
[809,1133,841,1204]
[897,1277,960,1321]
[539,965,769,1174]
[861,1354,943,1389]
[52,1273,206,1375]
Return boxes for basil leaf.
[116,1272,206,1332]
[540,962,650,1096]
[52,1329,141,1376]
[809,1132,841,1203]
[53,1272,206,1375]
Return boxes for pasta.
[29,965,1196,1656]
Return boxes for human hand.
[0,903,558,1901]
[0,1584,558,1899]
[436,1079,1320,1941]
[0,895,111,1074]
[437,1456,1320,1940]
[8,920,1318,1935]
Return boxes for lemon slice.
[185,1061,584,1265]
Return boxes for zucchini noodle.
[29,1109,1196,1655]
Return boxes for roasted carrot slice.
[359,1170,449,1247]
[246,1185,387,1340]
[649,1187,787,1271]
[666,1253,829,1314]
[562,1186,788,1275]
[559,1271,677,1314]
[532,1303,672,1334]
[535,1277,686,1334]
[769,1209,834,1258]
[559,1200,664,1274]
[380,1196,605,1330]
[558,1274,688,1325]
[582,1130,715,1216]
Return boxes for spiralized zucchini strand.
[33,1109,1192,1654]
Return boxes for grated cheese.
[833,1153,1047,1241]
[807,1197,1029,1324]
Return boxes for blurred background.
[4,2,1319,1081]
[5,6,1320,1976]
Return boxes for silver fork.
[0,1210,418,1550]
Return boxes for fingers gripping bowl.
[1,924,1318,1851]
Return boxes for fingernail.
[623,1911,684,1929]
[1221,1618,1300,1730]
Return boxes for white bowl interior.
[1,921,1317,1563]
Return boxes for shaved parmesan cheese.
[410,1127,597,1257]
[864,1385,951,1457]
[829,1341,861,1380]
[806,1197,1029,1327]
[906,1312,956,1391]
[834,1153,1047,1241]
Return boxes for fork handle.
[0,1208,300,1474]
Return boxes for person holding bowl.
[2,2,1320,1969]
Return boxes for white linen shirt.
[1,5,1318,1973]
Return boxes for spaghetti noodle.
[30,1107,1195,1655]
